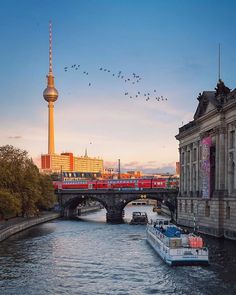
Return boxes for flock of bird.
[64,64,168,103]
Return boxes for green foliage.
[0,189,21,219]
[37,174,56,210]
[0,145,56,217]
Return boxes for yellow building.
[41,151,103,174]
[74,155,103,173]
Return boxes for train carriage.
[53,177,179,191]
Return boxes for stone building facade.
[176,80,236,240]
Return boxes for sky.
[1,0,236,173]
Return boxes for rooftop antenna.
[218,43,221,81]
[49,20,53,74]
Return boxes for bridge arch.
[62,195,108,219]
[57,188,178,223]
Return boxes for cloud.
[0,89,184,165]
[104,160,176,174]
[8,135,22,139]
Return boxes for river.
[0,205,235,295]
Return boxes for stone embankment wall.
[78,205,102,215]
[161,204,172,218]
[0,212,61,242]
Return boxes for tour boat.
[146,218,209,266]
[130,212,148,225]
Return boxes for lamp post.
[118,159,121,179]
[60,165,63,181]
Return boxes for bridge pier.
[106,208,124,224]
[63,207,77,219]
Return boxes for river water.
[0,205,235,295]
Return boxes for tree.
[0,189,21,219]
[0,145,56,217]
[37,174,56,210]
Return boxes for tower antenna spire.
[49,20,53,74]
[43,21,58,155]
[218,43,221,81]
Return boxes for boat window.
[164,221,169,225]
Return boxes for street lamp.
[118,159,121,179]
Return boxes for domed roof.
[43,86,58,102]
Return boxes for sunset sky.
[1,0,236,173]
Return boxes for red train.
[53,178,179,191]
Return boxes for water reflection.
[0,205,235,295]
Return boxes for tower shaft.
[48,101,55,154]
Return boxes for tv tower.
[43,21,58,154]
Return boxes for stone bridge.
[57,188,178,223]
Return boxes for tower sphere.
[43,86,58,102]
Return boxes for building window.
[185,200,188,213]
[179,200,182,212]
[187,150,190,163]
[230,130,235,149]
[191,200,194,213]
[193,148,197,162]
[226,203,230,219]
[205,201,210,217]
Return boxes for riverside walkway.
[0,211,61,242]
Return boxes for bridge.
[56,188,178,223]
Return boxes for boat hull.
[146,226,209,266]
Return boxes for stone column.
[196,142,199,193]
[227,129,233,193]
[198,141,202,196]
[234,130,236,189]
[189,144,193,193]
[219,129,226,191]
[225,129,229,192]
[178,147,182,193]
[184,147,187,193]
[215,132,219,190]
